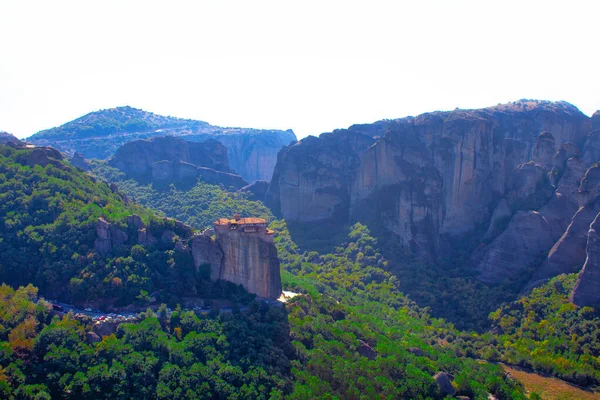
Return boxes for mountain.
[27,106,297,182]
[266,100,600,290]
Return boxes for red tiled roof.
[214,217,267,226]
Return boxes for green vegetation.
[31,106,206,140]
[0,146,250,308]
[90,161,273,230]
[489,274,600,386]
[273,221,526,399]
[0,284,293,399]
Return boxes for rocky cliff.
[191,217,282,299]
[569,213,600,307]
[109,136,248,189]
[267,100,600,289]
[27,106,296,182]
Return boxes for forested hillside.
[0,146,250,308]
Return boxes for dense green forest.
[0,284,294,399]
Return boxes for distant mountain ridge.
[27,106,297,182]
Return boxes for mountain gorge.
[27,106,296,182]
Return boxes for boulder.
[357,340,377,360]
[433,372,456,396]
[70,152,91,171]
[86,331,102,344]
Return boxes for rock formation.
[27,106,296,183]
[569,213,600,307]
[0,132,22,146]
[211,216,281,299]
[433,372,456,396]
[265,129,375,222]
[238,180,270,202]
[70,152,91,171]
[267,100,600,288]
[191,216,281,299]
[109,136,248,189]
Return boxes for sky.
[1,0,599,140]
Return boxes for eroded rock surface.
[570,213,600,307]
[109,136,248,189]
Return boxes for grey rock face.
[475,211,558,283]
[532,131,556,169]
[266,130,375,222]
[570,213,600,307]
[191,235,224,281]
[110,136,248,188]
[433,372,456,396]
[238,180,270,202]
[70,152,91,171]
[110,136,231,178]
[94,217,128,255]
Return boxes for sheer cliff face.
[209,130,297,183]
[214,226,281,299]
[265,130,376,222]
[570,213,600,307]
[110,136,231,177]
[108,136,249,189]
[191,225,282,299]
[267,101,600,289]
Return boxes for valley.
[0,100,599,399]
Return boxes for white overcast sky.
[1,0,598,139]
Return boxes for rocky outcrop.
[20,147,65,169]
[570,213,600,307]
[0,132,22,146]
[213,218,281,299]
[267,100,600,286]
[238,180,270,202]
[94,217,128,255]
[70,152,91,171]
[528,164,600,286]
[433,372,456,396]
[189,217,282,299]
[109,136,248,189]
[110,136,231,177]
